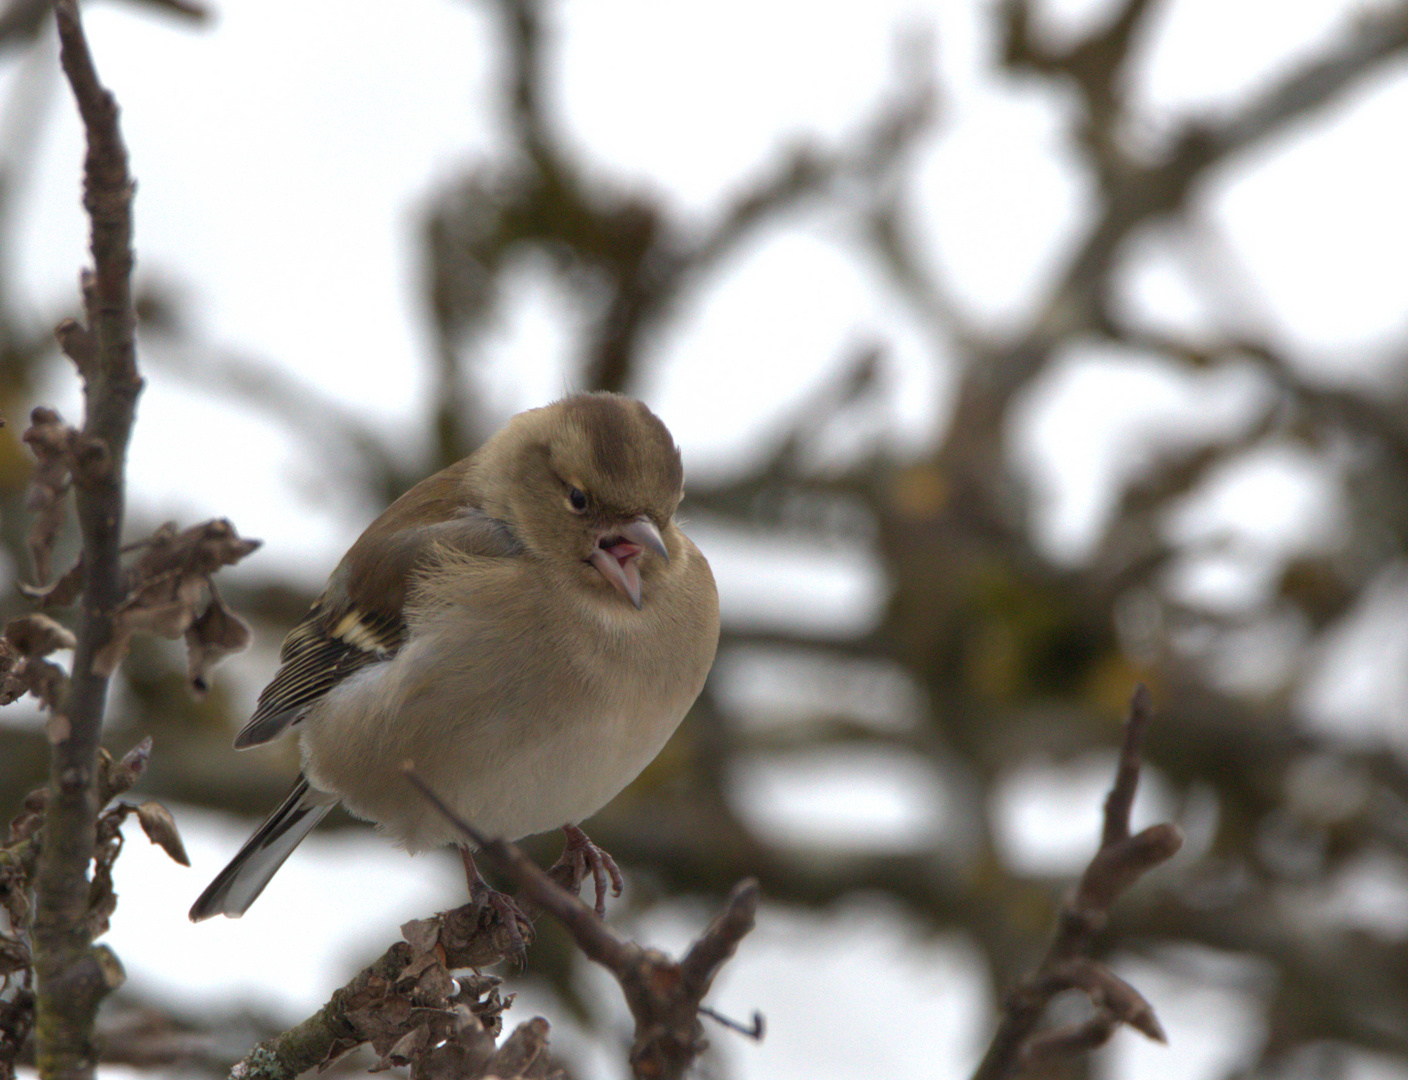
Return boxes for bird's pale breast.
[298,541,718,850]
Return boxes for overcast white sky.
[5,1,1408,1077]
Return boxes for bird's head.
[478,392,686,609]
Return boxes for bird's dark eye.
[567,487,588,513]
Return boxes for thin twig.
[1101,683,1150,848]
[699,1005,766,1040]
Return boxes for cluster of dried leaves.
[226,897,562,1080]
[324,917,545,1079]
[0,614,76,715]
[1,401,255,1074]
[6,405,261,710]
[0,739,188,1079]
[402,772,763,1080]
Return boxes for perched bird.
[190,392,719,925]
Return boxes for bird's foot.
[460,847,531,961]
[549,824,624,917]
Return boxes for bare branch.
[27,4,147,1078]
[971,687,1183,1080]
[403,766,762,1080]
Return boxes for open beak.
[587,515,669,609]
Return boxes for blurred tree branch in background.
[4,0,1408,1076]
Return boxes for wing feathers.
[232,506,522,750]
[233,607,403,749]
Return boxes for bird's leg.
[549,824,624,917]
[460,845,530,958]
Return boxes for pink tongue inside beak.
[587,516,667,610]
[589,542,644,608]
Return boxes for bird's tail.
[189,775,336,922]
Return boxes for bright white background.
[5,0,1408,1077]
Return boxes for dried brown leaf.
[374,1024,429,1071]
[0,674,26,707]
[185,595,252,695]
[131,518,261,579]
[402,916,441,955]
[8,788,47,846]
[191,517,262,571]
[18,559,85,608]
[22,406,78,585]
[26,504,67,587]
[94,575,203,677]
[486,1017,555,1079]
[92,944,126,993]
[22,406,74,459]
[14,657,70,711]
[414,963,456,1002]
[347,998,415,1045]
[0,641,27,706]
[116,573,206,637]
[4,613,77,658]
[85,865,118,939]
[55,318,96,373]
[419,1005,499,1080]
[135,801,190,866]
[106,736,153,798]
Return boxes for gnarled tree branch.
[30,5,144,1079]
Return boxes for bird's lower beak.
[588,516,668,610]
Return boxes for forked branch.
[971,686,1183,1080]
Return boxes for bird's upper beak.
[587,515,669,609]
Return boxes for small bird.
[190,392,719,925]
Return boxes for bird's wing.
[233,507,522,749]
